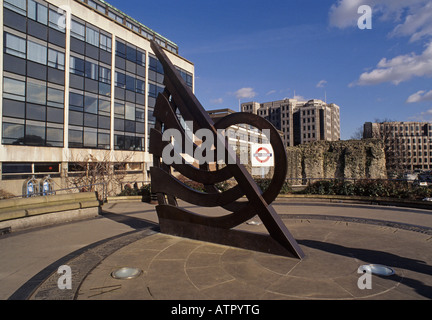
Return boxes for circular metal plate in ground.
[111,267,142,280]
[359,264,395,276]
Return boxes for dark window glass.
[70,37,85,54]
[98,115,110,129]
[115,40,125,58]
[114,118,124,131]
[136,79,145,94]
[126,75,135,91]
[2,162,31,174]
[2,99,25,118]
[3,54,27,75]
[26,103,46,121]
[47,107,64,123]
[69,111,83,125]
[34,162,59,173]
[47,67,64,85]
[84,95,98,114]
[69,129,83,147]
[99,82,111,96]
[85,61,98,80]
[69,92,84,110]
[126,45,136,61]
[69,74,84,90]
[84,113,98,127]
[26,80,47,105]
[48,28,65,47]
[115,72,125,88]
[98,99,110,115]
[25,122,45,146]
[27,61,47,81]
[70,56,85,76]
[136,50,145,67]
[98,133,110,149]
[27,20,48,41]
[3,8,27,32]
[125,120,135,132]
[2,122,25,144]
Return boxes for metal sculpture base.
[156,205,298,258]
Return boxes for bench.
[0,192,101,232]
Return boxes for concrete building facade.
[241,99,340,147]
[1,0,194,196]
[363,121,432,172]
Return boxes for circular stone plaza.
[2,197,431,301]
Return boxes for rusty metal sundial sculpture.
[149,41,304,259]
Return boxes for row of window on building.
[2,0,193,152]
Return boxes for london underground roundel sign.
[251,144,274,167]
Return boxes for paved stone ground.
[25,200,432,300]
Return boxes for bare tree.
[65,151,135,199]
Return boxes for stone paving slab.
[62,218,432,300]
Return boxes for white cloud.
[329,0,432,41]
[406,90,432,103]
[293,95,307,101]
[210,98,224,105]
[234,87,257,100]
[351,41,432,86]
[316,80,327,88]
[266,90,277,96]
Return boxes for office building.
[364,121,432,172]
[241,98,340,147]
[1,0,194,196]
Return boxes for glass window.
[83,128,97,147]
[4,33,26,58]
[3,77,26,101]
[25,122,46,145]
[69,129,83,146]
[98,116,110,129]
[4,0,26,15]
[28,0,48,25]
[126,45,136,62]
[69,111,83,125]
[70,56,85,76]
[115,41,126,58]
[126,75,135,91]
[100,33,112,52]
[136,50,145,66]
[125,103,135,120]
[69,92,84,110]
[85,61,98,80]
[98,99,110,115]
[47,87,64,108]
[98,133,110,149]
[46,107,64,123]
[84,95,98,114]
[99,66,111,84]
[136,79,145,94]
[2,122,25,144]
[48,48,65,70]
[115,72,125,88]
[48,8,65,32]
[27,40,47,65]
[26,103,46,121]
[71,19,85,40]
[114,102,124,117]
[86,26,99,47]
[26,79,47,104]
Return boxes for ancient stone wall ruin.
[286,139,387,184]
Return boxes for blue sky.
[107,0,432,140]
